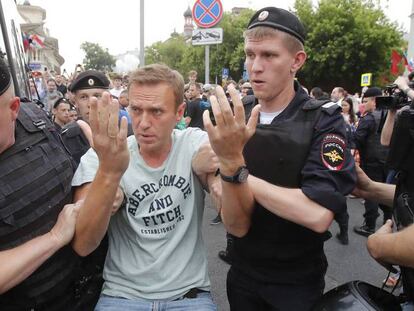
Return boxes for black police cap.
[363,87,382,98]
[0,57,11,96]
[247,7,306,44]
[69,70,110,92]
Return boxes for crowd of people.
[1,5,414,311]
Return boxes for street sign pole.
[192,0,223,85]
[205,45,210,84]
[139,0,145,67]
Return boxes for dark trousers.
[334,209,349,233]
[227,267,324,311]
[362,164,392,228]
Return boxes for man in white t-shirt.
[71,64,219,310]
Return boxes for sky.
[26,0,413,74]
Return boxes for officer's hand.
[203,84,260,169]
[49,201,82,248]
[89,92,129,177]
[192,143,219,175]
[351,165,373,199]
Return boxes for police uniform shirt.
[261,81,356,214]
[235,81,356,286]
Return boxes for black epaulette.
[302,99,331,111]
[61,121,82,137]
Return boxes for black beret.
[363,87,382,98]
[247,7,306,44]
[69,70,110,92]
[0,57,11,96]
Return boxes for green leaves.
[144,9,255,83]
[80,42,116,72]
[295,0,404,92]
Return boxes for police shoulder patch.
[321,134,346,171]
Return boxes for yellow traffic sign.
[361,73,372,87]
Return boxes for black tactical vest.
[233,99,333,284]
[61,121,90,166]
[0,103,79,310]
[363,110,388,165]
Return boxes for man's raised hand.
[203,84,260,169]
[89,92,129,177]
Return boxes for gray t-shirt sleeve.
[188,128,209,159]
[71,148,100,186]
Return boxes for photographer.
[353,76,414,308]
[381,76,414,146]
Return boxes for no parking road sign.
[192,0,223,28]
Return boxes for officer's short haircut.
[128,64,184,109]
[243,27,304,54]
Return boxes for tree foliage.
[294,0,404,92]
[145,9,254,83]
[80,42,116,72]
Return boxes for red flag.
[391,50,403,75]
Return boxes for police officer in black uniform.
[353,87,391,237]
[204,7,356,310]
[0,57,80,310]
[62,70,111,165]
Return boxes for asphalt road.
[202,196,398,311]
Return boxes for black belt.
[174,288,209,300]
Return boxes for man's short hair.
[128,64,184,108]
[310,87,324,99]
[188,81,201,92]
[244,27,304,54]
[334,87,345,95]
[188,70,197,77]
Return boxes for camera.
[376,84,413,110]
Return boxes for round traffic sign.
[192,0,223,28]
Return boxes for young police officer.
[204,7,356,310]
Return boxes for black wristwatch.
[220,166,249,184]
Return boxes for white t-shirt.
[259,110,283,124]
[110,88,124,99]
[72,128,210,300]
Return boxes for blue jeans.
[401,301,414,311]
[95,292,217,311]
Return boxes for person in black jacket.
[0,56,81,310]
[353,87,391,237]
[204,7,356,310]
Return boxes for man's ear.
[176,102,186,121]
[291,50,307,74]
[9,97,20,121]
